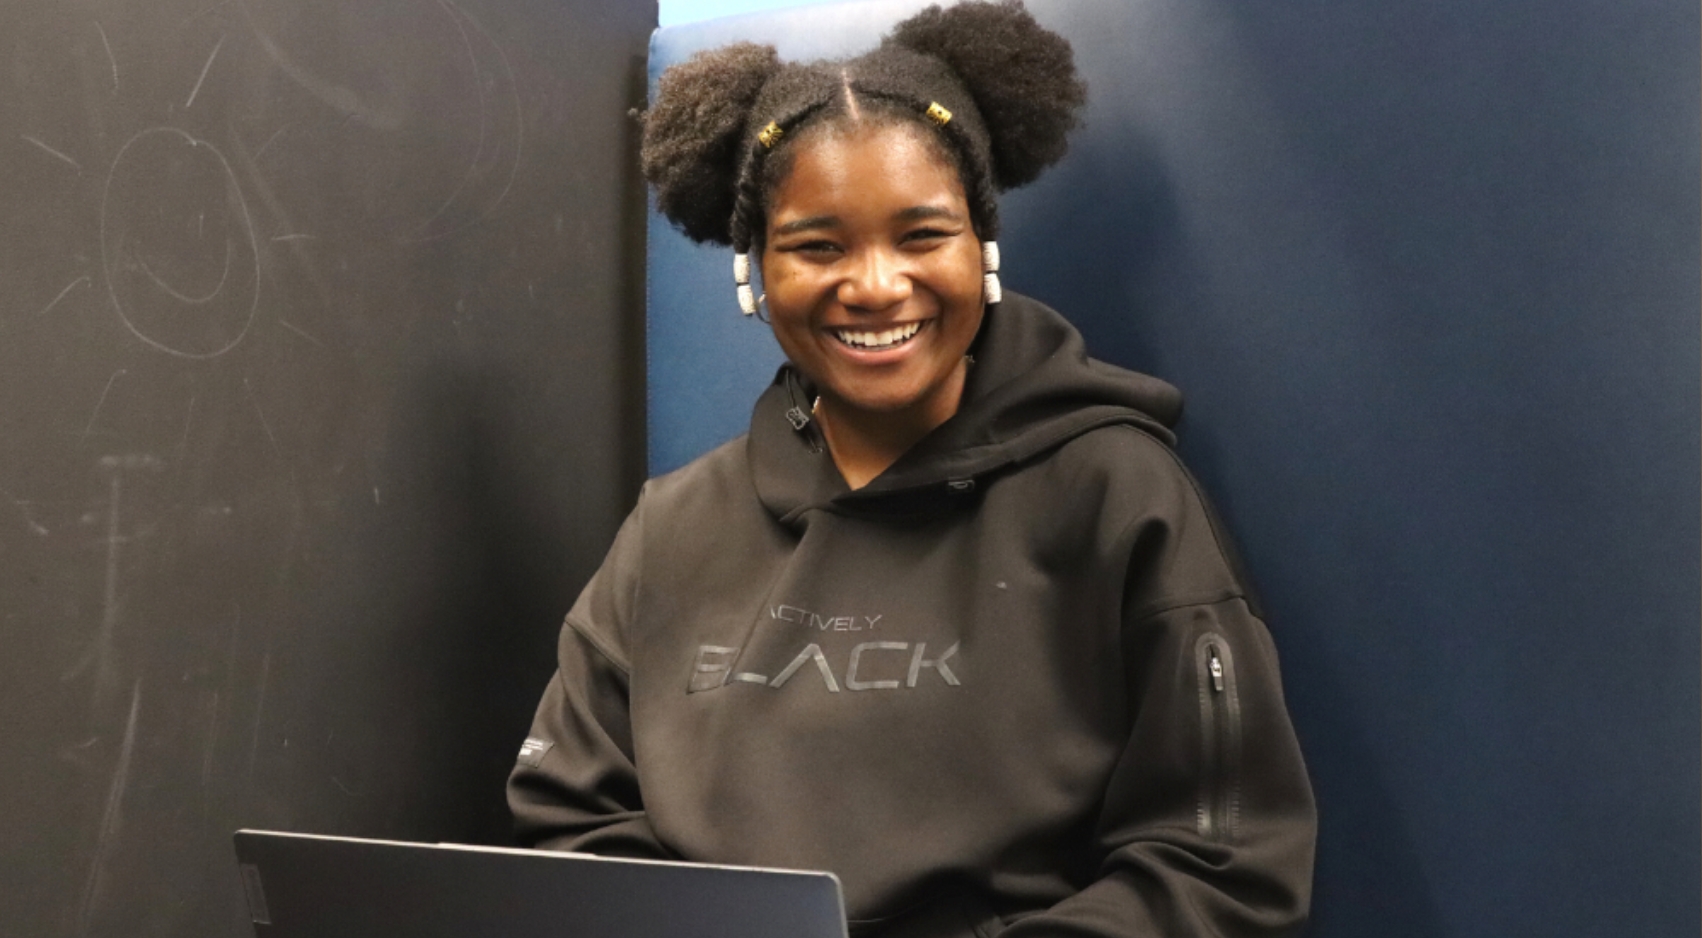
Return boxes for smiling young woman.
[762,122,986,488]
[509,4,1317,937]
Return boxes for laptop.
[233,829,848,938]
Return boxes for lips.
[831,320,925,351]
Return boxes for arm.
[506,495,674,859]
[1005,450,1316,938]
[1002,596,1315,937]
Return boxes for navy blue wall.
[647,1,1701,935]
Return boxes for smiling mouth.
[832,321,925,351]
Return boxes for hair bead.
[925,101,953,126]
[758,121,785,149]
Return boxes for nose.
[836,246,912,312]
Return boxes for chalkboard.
[0,1,654,936]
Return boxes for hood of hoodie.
[748,291,1183,525]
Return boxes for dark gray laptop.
[234,829,848,938]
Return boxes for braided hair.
[641,0,1086,254]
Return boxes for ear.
[643,42,782,244]
[886,1,1085,190]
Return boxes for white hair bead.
[737,283,758,316]
[733,252,751,285]
[983,272,1002,305]
[981,241,1000,273]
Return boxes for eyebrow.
[772,215,839,237]
[770,205,964,237]
[894,205,963,224]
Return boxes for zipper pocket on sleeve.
[1194,633,1243,843]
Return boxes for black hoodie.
[509,292,1317,937]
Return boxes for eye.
[781,239,844,259]
[900,226,956,247]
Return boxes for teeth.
[834,321,923,350]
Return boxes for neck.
[814,360,968,491]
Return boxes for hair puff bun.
[885,0,1086,190]
[642,42,781,244]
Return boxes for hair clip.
[758,121,784,148]
[925,102,953,126]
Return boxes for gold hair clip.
[758,121,784,148]
[925,102,953,126]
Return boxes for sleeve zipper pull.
[1209,650,1225,692]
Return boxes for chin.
[831,385,933,416]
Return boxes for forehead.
[767,122,968,222]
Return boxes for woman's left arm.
[1004,441,1316,938]
[1004,591,1316,938]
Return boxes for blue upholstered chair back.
[646,2,1701,935]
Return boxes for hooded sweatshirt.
[508,292,1317,938]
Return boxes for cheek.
[939,245,986,301]
[758,253,800,300]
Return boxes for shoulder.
[634,434,769,532]
[645,435,750,499]
[1004,422,1255,606]
[1025,421,1200,517]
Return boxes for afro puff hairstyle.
[640,0,1086,252]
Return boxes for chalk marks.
[36,275,91,319]
[269,233,312,242]
[246,647,271,779]
[251,125,287,162]
[55,456,164,696]
[93,470,123,705]
[97,454,165,472]
[135,238,233,305]
[82,369,128,442]
[77,678,143,937]
[175,394,198,469]
[244,376,282,459]
[180,0,235,30]
[218,607,243,787]
[276,319,323,347]
[407,0,524,242]
[100,127,261,359]
[85,457,161,709]
[238,0,407,131]
[241,0,522,240]
[0,486,51,536]
[201,690,221,789]
[94,21,118,94]
[185,35,225,109]
[22,135,81,172]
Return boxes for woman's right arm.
[506,495,673,859]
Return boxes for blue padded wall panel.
[647,1,1701,936]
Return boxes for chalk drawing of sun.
[1,2,525,932]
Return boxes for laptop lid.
[233,829,848,938]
